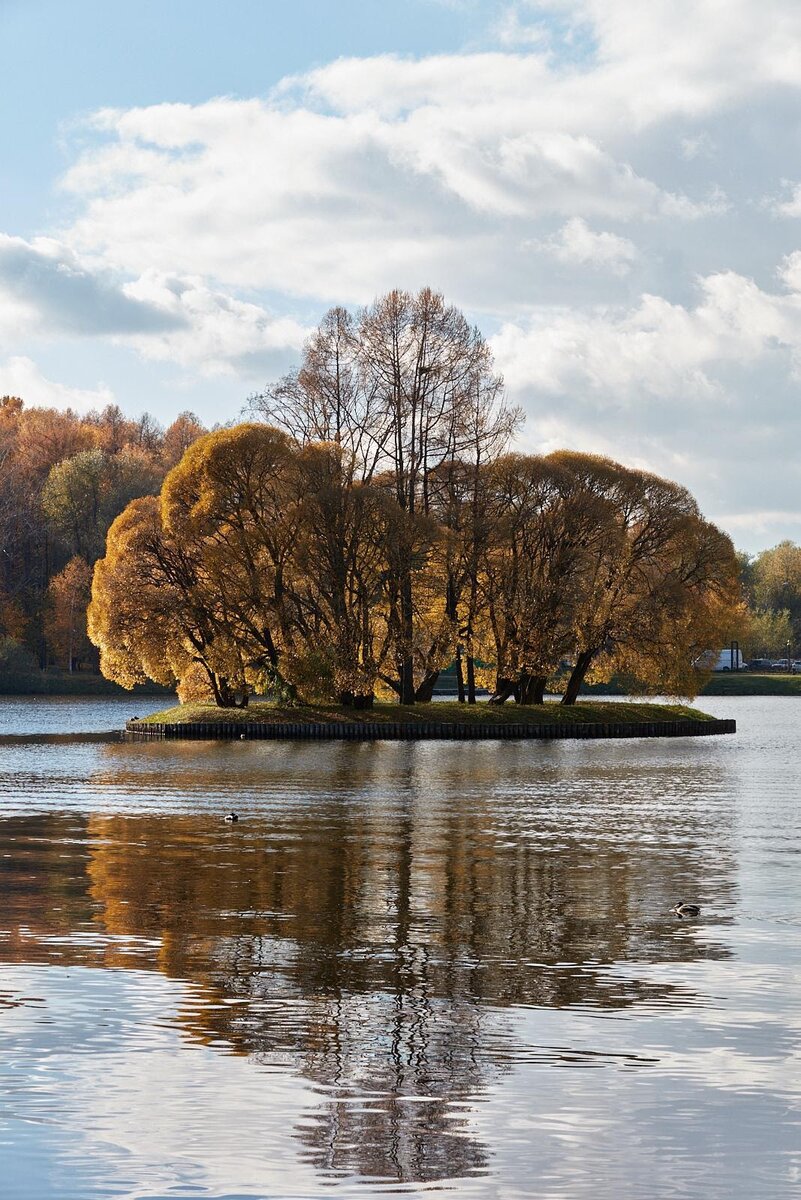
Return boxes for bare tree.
[252,289,518,704]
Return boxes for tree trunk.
[488,676,517,705]
[466,654,477,704]
[561,649,595,705]
[400,573,415,704]
[518,673,547,705]
[379,673,402,698]
[455,646,466,703]
[414,670,440,703]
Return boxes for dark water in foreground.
[0,695,799,1198]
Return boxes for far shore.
[2,671,797,700]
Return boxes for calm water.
[0,694,799,1198]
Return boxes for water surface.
[0,695,798,1198]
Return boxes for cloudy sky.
[3,0,801,550]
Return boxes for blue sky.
[3,0,801,549]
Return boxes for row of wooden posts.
[126,718,736,741]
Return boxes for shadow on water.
[0,735,739,1187]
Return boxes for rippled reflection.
[0,697,799,1197]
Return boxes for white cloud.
[772,182,801,218]
[7,0,801,546]
[492,266,801,400]
[530,217,638,274]
[121,272,309,376]
[0,235,183,341]
[0,356,114,412]
[0,236,306,378]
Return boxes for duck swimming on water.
[671,901,700,917]
[224,812,239,823]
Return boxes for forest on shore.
[0,397,206,685]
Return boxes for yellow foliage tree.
[45,556,94,670]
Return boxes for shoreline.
[126,700,735,741]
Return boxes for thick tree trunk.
[488,676,517,705]
[561,649,595,705]
[415,670,440,703]
[379,673,402,698]
[518,673,547,705]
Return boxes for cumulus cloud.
[7,0,801,545]
[0,235,183,339]
[493,267,801,400]
[530,218,638,274]
[772,182,801,218]
[490,260,801,536]
[0,236,306,378]
[122,272,309,375]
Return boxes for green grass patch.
[701,672,801,696]
[138,699,715,727]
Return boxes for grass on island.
[136,699,715,727]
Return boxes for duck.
[670,901,700,917]
[224,811,239,823]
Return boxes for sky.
[2,0,801,551]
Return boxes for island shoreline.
[128,710,733,739]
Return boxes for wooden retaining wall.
[125,717,736,741]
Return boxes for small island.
[128,699,735,740]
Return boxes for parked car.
[749,658,773,671]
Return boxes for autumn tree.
[45,556,95,671]
[162,411,207,468]
[549,454,740,704]
[749,542,801,646]
[41,447,162,561]
[89,496,252,705]
[290,443,413,706]
[740,606,793,659]
[480,453,615,705]
[159,424,303,701]
[252,288,519,703]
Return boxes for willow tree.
[88,496,250,704]
[550,453,740,704]
[158,424,303,701]
[478,454,616,704]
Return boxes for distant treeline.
[738,543,801,660]
[0,396,206,679]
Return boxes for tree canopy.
[90,424,740,708]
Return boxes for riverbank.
[579,672,801,697]
[129,700,734,741]
[0,671,173,697]
[699,672,801,695]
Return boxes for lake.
[0,694,798,1198]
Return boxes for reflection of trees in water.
[0,744,738,1185]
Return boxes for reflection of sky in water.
[0,696,799,1196]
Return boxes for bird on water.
[671,901,700,917]
[224,812,239,823]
